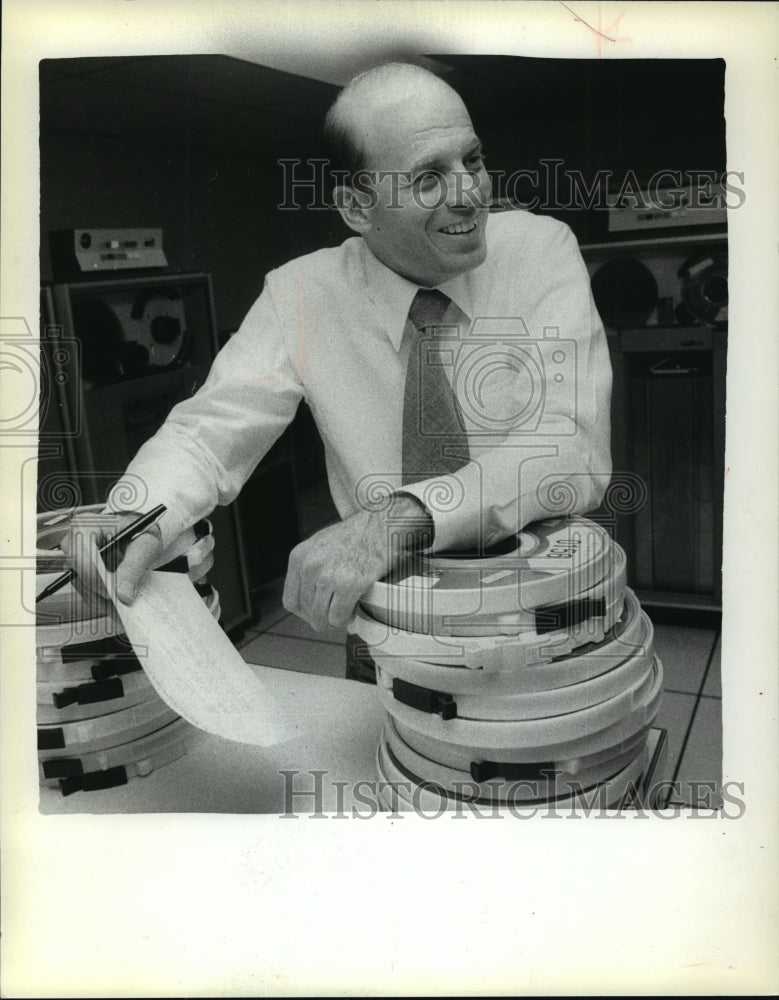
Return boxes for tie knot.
[408,288,451,331]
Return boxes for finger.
[115,529,162,605]
[189,547,214,581]
[308,581,338,633]
[62,519,116,601]
[60,512,142,596]
[84,534,125,613]
[296,569,321,628]
[327,587,361,629]
[282,556,302,616]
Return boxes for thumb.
[115,529,162,605]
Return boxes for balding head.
[324,62,468,182]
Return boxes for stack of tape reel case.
[36,504,218,797]
[351,515,667,812]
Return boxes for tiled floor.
[238,478,723,808]
[651,626,722,806]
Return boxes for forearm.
[384,491,435,553]
[108,420,235,548]
[402,443,611,552]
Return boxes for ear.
[333,184,374,235]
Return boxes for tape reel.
[391,655,663,765]
[362,516,613,634]
[362,537,626,639]
[349,575,630,673]
[363,538,626,644]
[678,252,728,326]
[590,256,659,329]
[36,584,220,661]
[36,654,123,684]
[34,506,223,792]
[36,607,125,651]
[391,714,655,784]
[128,287,188,371]
[37,697,179,756]
[70,288,188,388]
[36,668,158,724]
[36,581,219,774]
[376,616,654,722]
[364,515,662,813]
[39,717,209,791]
[382,715,649,805]
[369,589,649,697]
[379,655,661,748]
[376,735,648,813]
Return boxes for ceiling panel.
[39,55,340,153]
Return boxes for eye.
[415,170,441,190]
[465,151,485,171]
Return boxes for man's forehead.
[362,98,478,170]
[405,125,481,169]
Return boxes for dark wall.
[40,132,346,340]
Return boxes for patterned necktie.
[401,289,470,485]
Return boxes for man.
[68,62,612,645]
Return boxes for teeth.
[441,222,476,235]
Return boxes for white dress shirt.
[110,209,612,551]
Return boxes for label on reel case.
[361,516,613,633]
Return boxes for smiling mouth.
[439,220,478,235]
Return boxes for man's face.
[355,83,492,287]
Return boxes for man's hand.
[59,510,163,611]
[282,494,433,631]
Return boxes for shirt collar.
[359,239,476,352]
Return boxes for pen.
[35,504,167,604]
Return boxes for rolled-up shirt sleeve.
[403,220,612,551]
[108,281,304,547]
